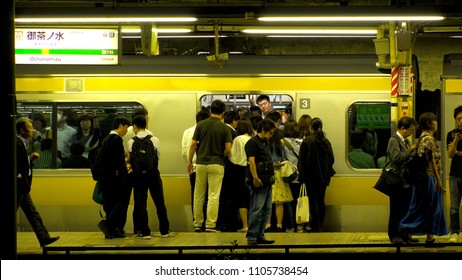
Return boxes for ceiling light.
[122,28,192,33]
[158,35,227,38]
[242,29,377,35]
[15,17,197,23]
[423,26,462,32]
[267,35,376,38]
[259,16,444,22]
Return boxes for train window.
[200,94,293,120]
[347,102,391,169]
[16,102,143,169]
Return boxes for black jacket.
[16,137,32,194]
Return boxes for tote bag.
[296,184,310,224]
[92,181,104,204]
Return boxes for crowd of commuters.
[16,99,461,246]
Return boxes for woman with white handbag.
[298,118,335,232]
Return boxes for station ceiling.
[14,1,462,55]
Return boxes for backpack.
[130,135,158,174]
[89,134,113,182]
[90,144,105,181]
[401,138,428,184]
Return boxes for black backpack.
[90,143,106,181]
[130,135,158,174]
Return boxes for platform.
[16,231,462,259]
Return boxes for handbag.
[296,184,310,224]
[92,181,104,204]
[373,168,402,196]
[256,161,275,186]
[281,160,298,183]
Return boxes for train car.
[15,54,456,234]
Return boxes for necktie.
[404,138,410,149]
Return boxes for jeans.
[449,176,462,233]
[246,184,273,241]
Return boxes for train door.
[442,54,462,227]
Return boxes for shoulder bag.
[373,158,402,196]
[296,184,310,224]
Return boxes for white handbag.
[296,184,310,224]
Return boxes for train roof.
[16,54,388,76]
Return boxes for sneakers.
[194,227,202,232]
[160,231,175,238]
[205,227,220,232]
[449,232,459,243]
[140,234,152,240]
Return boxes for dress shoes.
[403,236,419,243]
[40,236,60,247]
[257,238,275,244]
[97,220,113,239]
[111,228,126,238]
[247,240,258,246]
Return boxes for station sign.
[15,28,118,65]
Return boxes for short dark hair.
[256,95,270,104]
[454,105,462,119]
[210,100,226,115]
[249,115,263,131]
[397,116,417,129]
[132,115,147,129]
[266,110,282,123]
[196,110,210,123]
[257,118,276,133]
[224,110,240,124]
[112,116,130,129]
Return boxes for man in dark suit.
[385,116,418,244]
[16,117,60,247]
[97,116,131,239]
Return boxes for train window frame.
[347,101,391,170]
[200,93,293,115]
[17,102,144,169]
